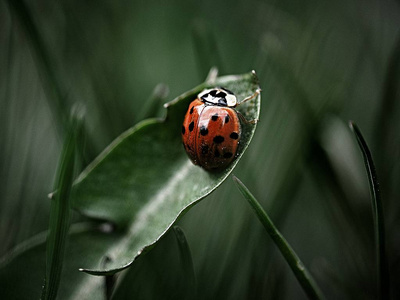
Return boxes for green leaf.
[72,71,261,275]
[349,121,389,300]
[232,176,326,300]
[41,111,82,300]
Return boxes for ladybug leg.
[236,88,261,106]
[237,112,258,124]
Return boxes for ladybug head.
[198,87,237,107]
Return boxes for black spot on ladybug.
[190,106,194,114]
[216,92,226,98]
[182,126,185,134]
[211,114,219,121]
[213,136,224,144]
[223,152,233,158]
[222,87,234,95]
[230,132,239,139]
[189,121,194,132]
[200,126,208,136]
[201,144,209,155]
[210,90,217,96]
[214,149,220,157]
[225,115,230,123]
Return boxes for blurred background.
[1,0,400,299]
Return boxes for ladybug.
[182,87,260,171]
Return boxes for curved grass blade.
[173,226,196,298]
[72,71,261,275]
[232,176,326,300]
[41,109,83,300]
[349,121,389,300]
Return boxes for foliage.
[1,0,400,299]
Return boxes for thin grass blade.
[41,109,82,300]
[233,175,325,300]
[349,121,389,300]
[173,226,196,298]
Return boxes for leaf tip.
[251,70,260,85]
[154,83,170,98]
[71,102,86,122]
[232,175,244,188]
[79,268,103,276]
[348,120,355,130]
[348,121,363,140]
[205,67,219,83]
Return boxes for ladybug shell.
[182,99,241,171]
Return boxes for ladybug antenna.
[237,88,261,106]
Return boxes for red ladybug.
[182,87,259,171]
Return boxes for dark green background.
[1,0,399,299]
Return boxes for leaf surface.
[71,71,261,274]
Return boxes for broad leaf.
[71,71,261,275]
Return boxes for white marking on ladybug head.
[225,93,237,107]
[198,87,237,107]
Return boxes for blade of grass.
[41,108,83,300]
[173,226,196,298]
[232,175,325,300]
[349,121,389,300]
